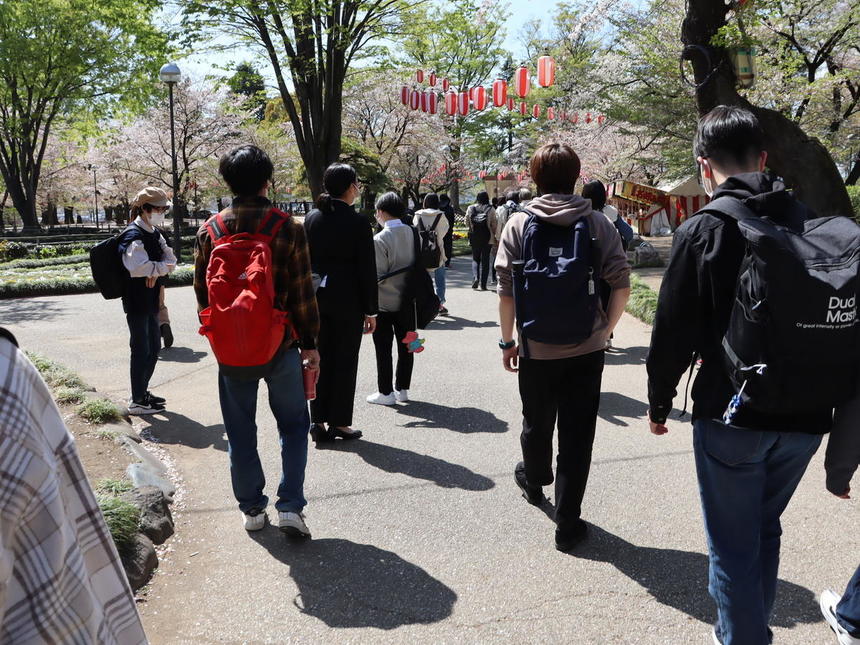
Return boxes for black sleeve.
[646,231,703,423]
[356,214,379,316]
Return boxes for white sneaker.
[821,589,860,644]
[242,510,267,532]
[278,511,311,538]
[395,389,409,402]
[366,392,396,406]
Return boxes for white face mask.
[149,212,165,227]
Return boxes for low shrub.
[76,397,122,424]
[0,254,88,269]
[626,274,659,326]
[54,386,86,405]
[0,241,29,261]
[96,478,134,495]
[0,265,194,299]
[97,495,140,557]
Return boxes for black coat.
[304,199,378,318]
[646,172,832,434]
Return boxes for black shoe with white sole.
[128,399,163,415]
[146,391,166,405]
[514,461,546,506]
[160,323,174,348]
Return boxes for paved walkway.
[4,257,855,644]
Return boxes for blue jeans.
[693,418,821,645]
[434,266,446,304]
[838,565,860,637]
[217,348,309,514]
[126,313,160,402]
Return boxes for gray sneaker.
[278,511,311,538]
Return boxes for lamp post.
[86,164,99,229]
[159,62,182,262]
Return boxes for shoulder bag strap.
[429,213,442,232]
[698,196,755,223]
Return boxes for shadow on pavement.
[567,524,822,628]
[327,439,494,491]
[139,411,228,452]
[396,401,508,434]
[158,346,208,363]
[598,392,649,427]
[604,345,648,366]
[428,315,498,331]
[248,531,457,629]
[2,298,67,323]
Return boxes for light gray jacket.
[374,220,416,313]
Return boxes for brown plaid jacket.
[0,335,147,644]
[193,197,320,349]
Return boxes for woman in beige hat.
[118,186,177,414]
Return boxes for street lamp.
[86,164,99,230]
[159,62,182,262]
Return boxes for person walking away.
[582,180,633,252]
[466,191,495,290]
[119,186,176,415]
[518,187,533,208]
[495,143,631,552]
[0,328,148,644]
[304,163,378,445]
[194,145,320,536]
[819,379,860,645]
[646,106,860,645]
[367,192,418,406]
[438,193,456,315]
[414,193,449,311]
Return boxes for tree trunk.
[846,153,860,186]
[681,0,852,217]
[2,176,39,232]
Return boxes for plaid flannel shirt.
[193,197,320,349]
[0,334,147,644]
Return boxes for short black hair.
[505,189,520,204]
[694,105,765,170]
[581,180,606,211]
[375,191,405,219]
[219,145,274,197]
[476,190,490,205]
[423,193,440,210]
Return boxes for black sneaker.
[555,520,588,552]
[128,399,163,416]
[160,323,174,348]
[514,461,545,506]
[472,280,479,290]
[439,305,449,316]
[146,391,166,405]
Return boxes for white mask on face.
[699,163,716,198]
[149,211,165,227]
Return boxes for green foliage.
[227,62,267,121]
[0,241,29,261]
[340,139,391,196]
[0,254,88,269]
[97,495,140,557]
[626,274,659,326]
[0,266,194,299]
[76,398,123,425]
[54,386,86,405]
[26,352,89,390]
[847,185,860,223]
[96,478,134,495]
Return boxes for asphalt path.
[3,257,856,644]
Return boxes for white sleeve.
[159,233,177,271]
[122,240,174,278]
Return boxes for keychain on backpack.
[402,331,426,353]
[722,364,767,425]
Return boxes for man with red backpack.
[194,145,320,537]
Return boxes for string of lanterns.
[399,56,605,124]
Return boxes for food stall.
[607,177,709,236]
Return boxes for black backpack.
[89,231,129,300]
[416,213,443,269]
[469,205,492,245]
[706,197,860,418]
[512,212,599,356]
[378,228,440,329]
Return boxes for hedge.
[625,274,659,326]
[0,266,194,299]
[0,254,89,269]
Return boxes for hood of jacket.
[711,172,811,227]
[415,208,443,218]
[526,193,594,226]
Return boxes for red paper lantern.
[442,78,450,92]
[428,71,437,87]
[537,55,556,88]
[547,107,555,120]
[400,85,409,106]
[415,69,424,83]
[426,91,437,115]
[420,91,428,112]
[519,101,528,115]
[479,170,487,179]
[473,86,487,111]
[586,112,592,123]
[507,97,515,111]
[515,66,530,98]
[458,91,470,116]
[445,90,457,116]
[492,78,508,107]
[410,89,420,110]
[532,104,541,118]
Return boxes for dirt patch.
[60,407,135,486]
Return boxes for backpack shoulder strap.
[258,208,288,240]
[429,213,442,231]
[699,196,755,223]
[417,216,427,232]
[206,212,230,243]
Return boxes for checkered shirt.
[0,338,148,644]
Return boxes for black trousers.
[471,243,491,288]
[372,309,416,395]
[518,350,605,534]
[311,312,364,427]
[126,313,160,402]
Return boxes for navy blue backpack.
[513,212,599,354]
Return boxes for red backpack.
[198,208,293,368]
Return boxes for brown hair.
[529,143,581,195]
